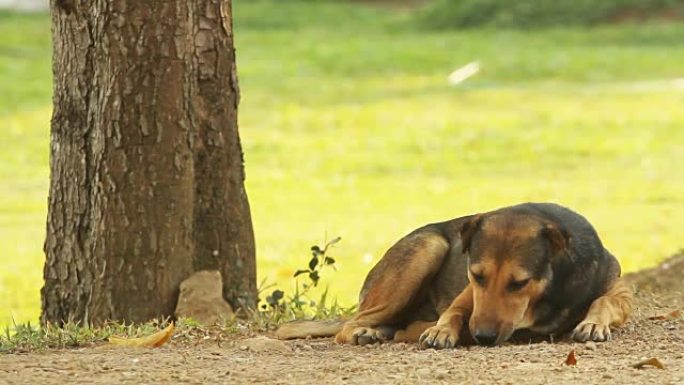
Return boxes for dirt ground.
[1,254,683,385]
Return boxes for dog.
[276,202,633,348]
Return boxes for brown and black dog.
[276,202,633,348]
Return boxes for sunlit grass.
[0,108,50,328]
[1,1,683,327]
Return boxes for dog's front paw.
[350,327,389,346]
[572,321,612,342]
[419,324,459,349]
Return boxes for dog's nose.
[474,330,499,346]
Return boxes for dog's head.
[460,212,570,346]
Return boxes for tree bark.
[42,0,255,325]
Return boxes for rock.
[239,336,292,354]
[175,270,234,325]
[435,369,450,380]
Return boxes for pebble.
[238,336,292,354]
[435,369,450,380]
[413,368,450,380]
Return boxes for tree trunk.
[42,0,255,325]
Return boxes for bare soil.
[351,0,429,9]
[1,254,683,385]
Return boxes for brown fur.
[275,203,633,348]
[571,278,633,341]
[334,232,449,345]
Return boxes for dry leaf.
[565,349,577,366]
[632,357,665,370]
[109,323,175,348]
[647,310,681,321]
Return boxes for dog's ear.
[460,214,483,254]
[541,222,571,254]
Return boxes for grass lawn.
[1,1,683,327]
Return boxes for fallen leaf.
[647,310,681,321]
[632,357,665,370]
[109,323,175,348]
[565,349,577,366]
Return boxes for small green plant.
[291,236,340,303]
[250,237,356,330]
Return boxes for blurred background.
[1,0,683,327]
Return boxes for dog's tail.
[275,319,346,340]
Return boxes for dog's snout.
[473,330,499,346]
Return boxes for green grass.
[419,0,684,29]
[1,320,157,353]
[0,318,222,353]
[1,1,684,328]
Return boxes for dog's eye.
[507,278,531,292]
[471,273,486,286]
[508,279,530,292]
